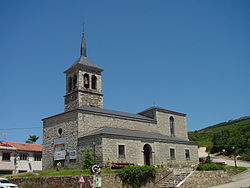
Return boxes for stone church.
[42,33,198,170]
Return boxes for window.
[185,149,190,160]
[2,152,10,161]
[34,154,42,161]
[170,116,175,136]
[83,74,90,88]
[68,77,72,92]
[73,74,77,89]
[118,145,125,159]
[58,128,63,136]
[91,75,97,89]
[170,148,175,160]
[20,153,28,160]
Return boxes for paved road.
[209,156,250,188]
[211,155,250,168]
[209,168,250,188]
[198,149,250,188]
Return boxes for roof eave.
[139,106,186,117]
[79,133,197,145]
[64,63,104,74]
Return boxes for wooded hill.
[188,116,250,149]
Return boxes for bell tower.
[64,32,104,112]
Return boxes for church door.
[143,144,152,166]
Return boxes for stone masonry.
[42,32,199,170]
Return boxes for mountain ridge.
[188,116,250,147]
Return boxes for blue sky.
[0,0,249,144]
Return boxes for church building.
[42,33,198,170]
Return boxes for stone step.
[159,172,190,188]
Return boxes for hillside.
[188,116,250,148]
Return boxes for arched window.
[68,77,72,92]
[83,74,89,88]
[170,116,175,136]
[73,74,77,89]
[91,75,97,89]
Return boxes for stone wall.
[43,98,196,170]
[102,136,198,167]
[78,112,157,138]
[154,141,198,167]
[180,171,232,188]
[43,109,197,170]
[156,111,188,140]
[79,92,103,108]
[78,136,103,166]
[78,110,188,140]
[10,170,233,188]
[42,111,78,170]
[10,169,171,188]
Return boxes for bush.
[205,155,212,163]
[118,166,156,188]
[240,152,250,161]
[82,150,94,169]
[197,163,225,171]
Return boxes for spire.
[81,32,87,57]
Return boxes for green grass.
[4,168,121,178]
[224,166,247,172]
[23,186,47,188]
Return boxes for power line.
[0,126,42,131]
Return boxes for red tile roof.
[0,141,42,152]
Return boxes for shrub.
[240,152,250,161]
[82,150,94,169]
[197,163,225,171]
[118,165,156,188]
[205,155,212,163]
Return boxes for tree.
[205,155,212,163]
[212,129,248,155]
[82,150,94,169]
[26,135,39,144]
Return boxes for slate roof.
[78,106,155,122]
[0,141,42,152]
[81,127,197,145]
[43,105,185,123]
[139,106,186,117]
[65,32,103,72]
[72,56,103,71]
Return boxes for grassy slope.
[188,116,250,147]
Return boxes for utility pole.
[232,146,237,168]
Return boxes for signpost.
[78,175,86,188]
[90,165,102,187]
[94,176,102,187]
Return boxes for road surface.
[198,149,250,188]
[209,167,250,188]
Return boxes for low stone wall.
[10,170,172,188]
[180,171,232,188]
[10,170,234,188]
